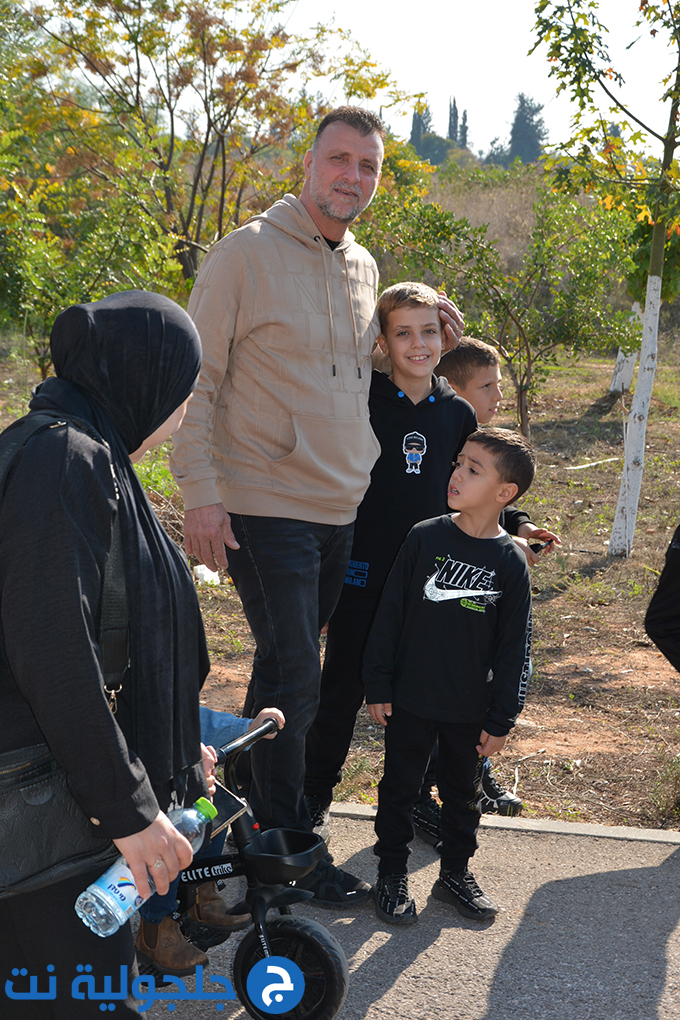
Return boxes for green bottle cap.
[194,797,218,821]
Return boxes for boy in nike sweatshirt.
[366,427,535,926]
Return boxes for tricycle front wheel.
[233,915,349,1020]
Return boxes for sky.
[281,1,674,156]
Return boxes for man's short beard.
[308,171,368,225]
[315,195,361,224]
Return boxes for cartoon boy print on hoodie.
[403,431,427,474]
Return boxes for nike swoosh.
[423,573,501,603]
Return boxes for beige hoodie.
[170,194,381,525]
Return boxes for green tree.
[448,98,459,143]
[409,103,434,154]
[419,133,456,166]
[17,0,408,281]
[3,0,411,374]
[459,110,468,149]
[508,93,547,164]
[533,0,680,555]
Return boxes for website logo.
[246,958,305,1014]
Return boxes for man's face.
[456,365,503,425]
[303,122,383,227]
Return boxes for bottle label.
[93,862,146,919]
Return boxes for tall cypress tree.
[448,98,459,143]
[459,110,468,149]
[409,109,422,152]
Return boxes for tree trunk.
[608,269,661,556]
[518,387,531,440]
[608,55,679,556]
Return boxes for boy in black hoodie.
[366,428,535,925]
[304,283,476,835]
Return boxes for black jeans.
[227,514,354,831]
[304,602,377,802]
[645,524,680,673]
[374,706,484,876]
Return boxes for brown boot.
[135,915,208,978]
[187,881,251,932]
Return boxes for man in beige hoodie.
[171,107,462,908]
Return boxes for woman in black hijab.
[0,291,208,1018]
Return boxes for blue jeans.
[227,514,354,832]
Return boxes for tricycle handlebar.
[214,717,279,765]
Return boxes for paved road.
[149,810,680,1020]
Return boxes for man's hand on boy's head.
[368,702,392,727]
[437,293,464,351]
[476,730,506,756]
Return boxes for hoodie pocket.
[270,414,381,511]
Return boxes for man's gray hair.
[314,106,386,148]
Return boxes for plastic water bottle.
[74,797,218,937]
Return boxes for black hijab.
[31,290,209,809]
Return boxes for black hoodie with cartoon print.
[337,369,477,608]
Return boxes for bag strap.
[0,412,129,710]
[99,511,129,712]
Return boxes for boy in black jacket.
[304,284,476,837]
[366,428,535,925]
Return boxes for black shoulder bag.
[0,413,126,898]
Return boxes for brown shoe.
[135,916,208,978]
[187,881,251,932]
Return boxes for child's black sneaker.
[412,797,441,846]
[375,873,417,925]
[296,856,372,909]
[480,771,523,816]
[432,869,499,920]
[304,795,331,843]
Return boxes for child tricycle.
[172,719,350,1020]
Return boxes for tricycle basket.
[241,828,325,884]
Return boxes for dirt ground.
[197,581,680,830]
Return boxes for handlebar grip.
[214,717,279,765]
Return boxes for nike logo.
[423,573,501,604]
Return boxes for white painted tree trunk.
[608,275,662,556]
[609,349,637,394]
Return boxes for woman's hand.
[113,811,193,899]
[201,742,218,796]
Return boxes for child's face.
[379,306,442,385]
[447,441,512,514]
[455,365,503,424]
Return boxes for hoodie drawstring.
[342,248,363,379]
[315,236,363,379]
[315,236,337,377]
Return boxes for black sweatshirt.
[363,515,532,737]
[339,371,477,607]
